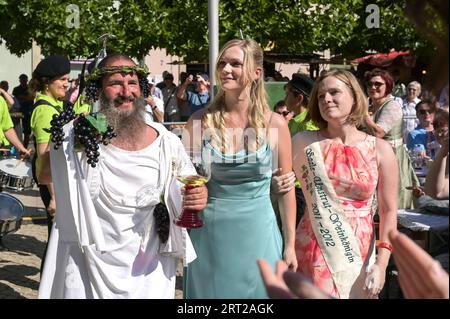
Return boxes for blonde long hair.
[202,39,270,153]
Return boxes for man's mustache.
[114,95,135,105]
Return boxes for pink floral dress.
[295,135,379,298]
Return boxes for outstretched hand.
[257,259,331,299]
[389,230,449,299]
[258,232,450,300]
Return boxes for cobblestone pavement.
[0,223,184,299]
[1,184,47,299]
[0,224,46,299]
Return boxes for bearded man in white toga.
[38,54,207,299]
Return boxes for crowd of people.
[134,71,212,124]
[0,36,448,300]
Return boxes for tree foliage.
[0,0,437,61]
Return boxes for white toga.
[38,121,196,299]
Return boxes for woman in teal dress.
[183,39,297,298]
[364,68,419,209]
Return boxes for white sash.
[298,132,375,298]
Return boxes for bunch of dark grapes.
[153,203,170,243]
[73,114,117,168]
[50,107,76,149]
[100,125,116,146]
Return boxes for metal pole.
[208,0,219,99]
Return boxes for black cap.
[288,73,314,97]
[34,55,70,78]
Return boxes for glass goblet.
[174,157,210,228]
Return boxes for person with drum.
[0,93,31,160]
[29,55,71,272]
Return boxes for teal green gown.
[184,140,283,299]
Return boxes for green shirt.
[31,93,64,144]
[288,110,318,188]
[0,96,14,146]
[73,95,92,115]
[288,110,318,136]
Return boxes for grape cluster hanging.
[73,113,117,167]
[49,111,116,168]
[49,107,76,149]
[153,202,170,243]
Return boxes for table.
[376,209,448,298]
[397,209,449,254]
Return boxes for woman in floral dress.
[291,69,398,298]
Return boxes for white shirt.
[401,96,420,142]
[154,86,164,100]
[144,95,164,122]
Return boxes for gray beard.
[98,93,147,146]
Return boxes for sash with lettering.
[298,131,375,298]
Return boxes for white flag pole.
[208,0,219,99]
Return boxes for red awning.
[352,50,412,67]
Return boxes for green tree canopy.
[0,0,437,61]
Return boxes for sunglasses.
[418,109,433,115]
[366,81,385,89]
[276,111,290,116]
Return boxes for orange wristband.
[376,242,393,252]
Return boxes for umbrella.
[352,50,412,67]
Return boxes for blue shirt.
[407,125,438,159]
[187,91,210,114]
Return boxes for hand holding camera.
[185,74,194,84]
[196,74,205,84]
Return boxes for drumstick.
[15,158,25,167]
[0,148,10,151]
[14,148,33,167]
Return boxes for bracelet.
[376,241,393,252]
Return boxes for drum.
[0,158,34,191]
[0,193,24,240]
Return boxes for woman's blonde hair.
[202,38,270,153]
[307,69,368,129]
